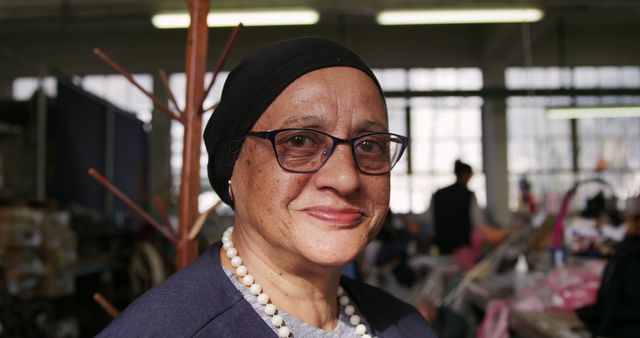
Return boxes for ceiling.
[0,0,639,77]
[1,0,639,22]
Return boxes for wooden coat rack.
[89,0,242,317]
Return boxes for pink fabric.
[477,265,602,338]
[477,299,510,338]
[513,266,601,312]
[552,188,576,248]
[452,229,484,270]
[542,267,600,311]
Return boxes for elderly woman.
[98,37,436,338]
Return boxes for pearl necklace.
[222,227,373,338]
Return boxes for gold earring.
[228,179,234,202]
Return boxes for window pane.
[373,68,407,91]
[12,77,57,100]
[507,66,640,209]
[81,74,153,124]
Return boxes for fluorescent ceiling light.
[152,14,190,28]
[152,9,319,29]
[377,8,544,25]
[547,106,640,119]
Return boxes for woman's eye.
[358,140,385,153]
[289,135,308,147]
[280,132,322,149]
[288,135,311,147]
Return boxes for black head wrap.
[203,36,383,207]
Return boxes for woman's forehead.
[270,115,388,135]
[254,67,387,130]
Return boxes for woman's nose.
[314,143,361,195]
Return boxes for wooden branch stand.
[89,0,242,317]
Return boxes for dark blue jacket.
[97,242,436,337]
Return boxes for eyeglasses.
[246,128,408,175]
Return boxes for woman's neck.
[219,229,343,331]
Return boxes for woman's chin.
[299,256,355,274]
[295,236,364,267]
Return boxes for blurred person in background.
[424,159,509,257]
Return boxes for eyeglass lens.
[273,129,404,174]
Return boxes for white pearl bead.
[338,286,344,296]
[355,323,367,335]
[264,303,276,316]
[345,305,355,315]
[339,295,350,306]
[362,334,371,338]
[257,293,269,305]
[236,265,248,277]
[271,314,284,327]
[230,256,242,267]
[250,283,262,295]
[277,326,290,337]
[350,314,361,325]
[226,247,237,258]
[242,274,254,286]
[222,241,233,250]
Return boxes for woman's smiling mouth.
[303,206,364,225]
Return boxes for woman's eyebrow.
[355,119,388,133]
[279,115,387,132]
[280,114,322,128]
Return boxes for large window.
[506,66,640,211]
[375,68,484,214]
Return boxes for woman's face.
[231,66,390,269]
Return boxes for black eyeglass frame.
[246,128,409,175]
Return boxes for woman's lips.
[304,207,363,225]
